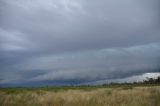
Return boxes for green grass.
[1,83,159,93]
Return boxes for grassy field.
[0,86,160,106]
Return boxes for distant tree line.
[101,76,160,87]
[143,76,160,84]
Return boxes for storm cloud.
[0,0,160,86]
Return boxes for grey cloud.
[0,0,160,53]
[9,43,160,83]
[0,28,31,52]
[0,0,160,86]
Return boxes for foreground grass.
[0,86,160,106]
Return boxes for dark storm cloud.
[0,0,160,86]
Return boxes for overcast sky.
[0,0,160,86]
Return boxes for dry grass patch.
[0,86,160,106]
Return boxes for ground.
[0,86,160,106]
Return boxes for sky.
[0,0,160,86]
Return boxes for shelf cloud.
[0,0,160,86]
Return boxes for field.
[0,86,160,106]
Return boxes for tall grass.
[0,86,160,106]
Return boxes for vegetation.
[0,86,160,106]
[0,77,160,106]
[143,76,160,84]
